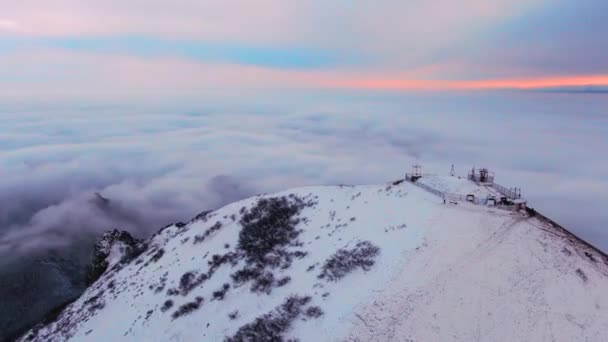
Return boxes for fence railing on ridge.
[405,177,521,211]
[491,182,522,199]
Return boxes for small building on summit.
[405,165,423,182]
[405,164,527,212]
[468,167,495,185]
[510,198,527,211]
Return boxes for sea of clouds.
[2,91,607,254]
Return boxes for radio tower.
[450,164,455,177]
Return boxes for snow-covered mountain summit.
[19,177,608,341]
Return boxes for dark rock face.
[86,230,145,285]
[6,226,152,341]
[0,247,90,342]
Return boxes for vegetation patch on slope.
[230,195,315,294]
[166,252,239,297]
[318,241,380,281]
[225,295,320,342]
[171,297,204,319]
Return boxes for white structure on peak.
[468,167,494,185]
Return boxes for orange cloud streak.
[317,75,608,91]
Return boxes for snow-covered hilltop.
[19,176,608,341]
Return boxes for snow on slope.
[19,179,608,342]
[417,175,496,197]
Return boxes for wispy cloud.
[0,36,361,69]
[319,74,608,91]
[10,0,601,96]
[1,48,605,103]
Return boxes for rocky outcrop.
[86,230,145,285]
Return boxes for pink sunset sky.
[1,0,607,99]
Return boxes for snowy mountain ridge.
[19,176,608,341]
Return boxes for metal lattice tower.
[450,164,455,177]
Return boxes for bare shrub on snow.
[212,283,231,301]
[228,311,239,320]
[305,306,324,318]
[318,241,380,281]
[193,221,223,245]
[576,268,588,282]
[225,295,316,342]
[230,196,315,294]
[172,297,204,319]
[237,196,305,263]
[161,300,173,312]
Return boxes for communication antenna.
[450,164,455,177]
